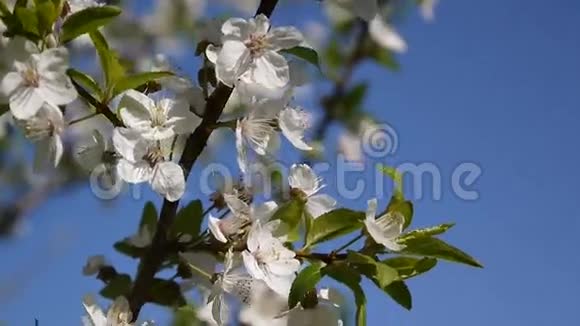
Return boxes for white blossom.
[75,129,118,187]
[364,198,405,251]
[279,106,312,151]
[208,249,260,325]
[289,164,336,218]
[112,128,185,201]
[1,39,77,120]
[242,222,300,296]
[326,0,378,22]
[82,295,132,326]
[239,282,288,326]
[215,14,303,92]
[287,288,343,326]
[82,255,107,276]
[236,101,277,173]
[338,130,363,162]
[17,102,65,169]
[369,16,407,53]
[117,90,198,141]
[208,193,277,243]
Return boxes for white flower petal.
[216,40,250,86]
[150,161,185,201]
[369,15,407,53]
[208,215,228,243]
[117,159,152,184]
[112,128,148,162]
[82,295,107,326]
[288,163,319,196]
[118,90,155,130]
[306,194,337,219]
[9,86,44,120]
[268,26,304,50]
[250,52,289,89]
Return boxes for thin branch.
[127,1,280,320]
[71,80,124,127]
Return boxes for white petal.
[236,121,249,173]
[365,219,405,252]
[208,215,228,243]
[216,40,250,86]
[279,108,312,151]
[165,97,198,135]
[106,296,132,323]
[369,16,407,53]
[366,198,378,221]
[306,194,337,219]
[74,130,106,171]
[242,250,266,280]
[150,161,185,201]
[82,295,107,326]
[117,159,152,183]
[353,0,379,21]
[268,26,304,50]
[253,14,270,34]
[118,90,155,130]
[267,258,300,276]
[224,193,250,218]
[9,86,44,120]
[37,47,69,73]
[250,52,289,89]
[1,71,23,98]
[205,44,219,64]
[37,76,77,106]
[222,17,250,38]
[211,294,229,326]
[112,127,148,162]
[288,163,319,196]
[263,273,294,297]
[252,201,278,223]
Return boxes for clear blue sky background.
[1,0,580,325]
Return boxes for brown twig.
[127,0,280,320]
[71,80,124,127]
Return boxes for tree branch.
[127,0,280,320]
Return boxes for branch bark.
[127,0,280,320]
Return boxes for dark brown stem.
[71,80,123,127]
[127,1,280,320]
[296,252,348,264]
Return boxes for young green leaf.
[171,305,199,326]
[282,46,321,69]
[60,6,121,43]
[112,71,174,98]
[400,236,483,268]
[89,30,125,99]
[99,274,132,299]
[149,278,187,307]
[378,165,404,200]
[170,200,203,237]
[67,68,102,98]
[140,201,158,236]
[35,0,58,36]
[288,263,323,309]
[15,7,39,37]
[347,251,398,289]
[386,196,413,229]
[382,257,437,279]
[323,263,366,326]
[270,199,305,233]
[305,209,365,248]
[400,223,455,240]
[384,281,412,310]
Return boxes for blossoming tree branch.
[0,0,481,325]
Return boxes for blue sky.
[2,0,580,325]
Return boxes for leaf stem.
[334,233,364,254]
[68,112,99,126]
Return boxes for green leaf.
[89,30,125,98]
[400,236,483,268]
[112,71,173,97]
[172,305,200,326]
[382,257,437,279]
[386,196,413,230]
[347,251,398,288]
[0,2,11,17]
[282,46,321,69]
[60,6,121,43]
[271,199,305,234]
[378,165,404,200]
[100,274,132,299]
[305,209,364,248]
[344,83,368,111]
[0,104,9,116]
[113,241,147,258]
[67,68,102,98]
[401,223,455,240]
[288,263,323,309]
[384,281,412,310]
[371,49,400,71]
[150,278,187,307]
[323,263,366,326]
[14,0,29,10]
[140,201,158,235]
[35,0,57,36]
[170,199,203,237]
[15,7,39,36]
